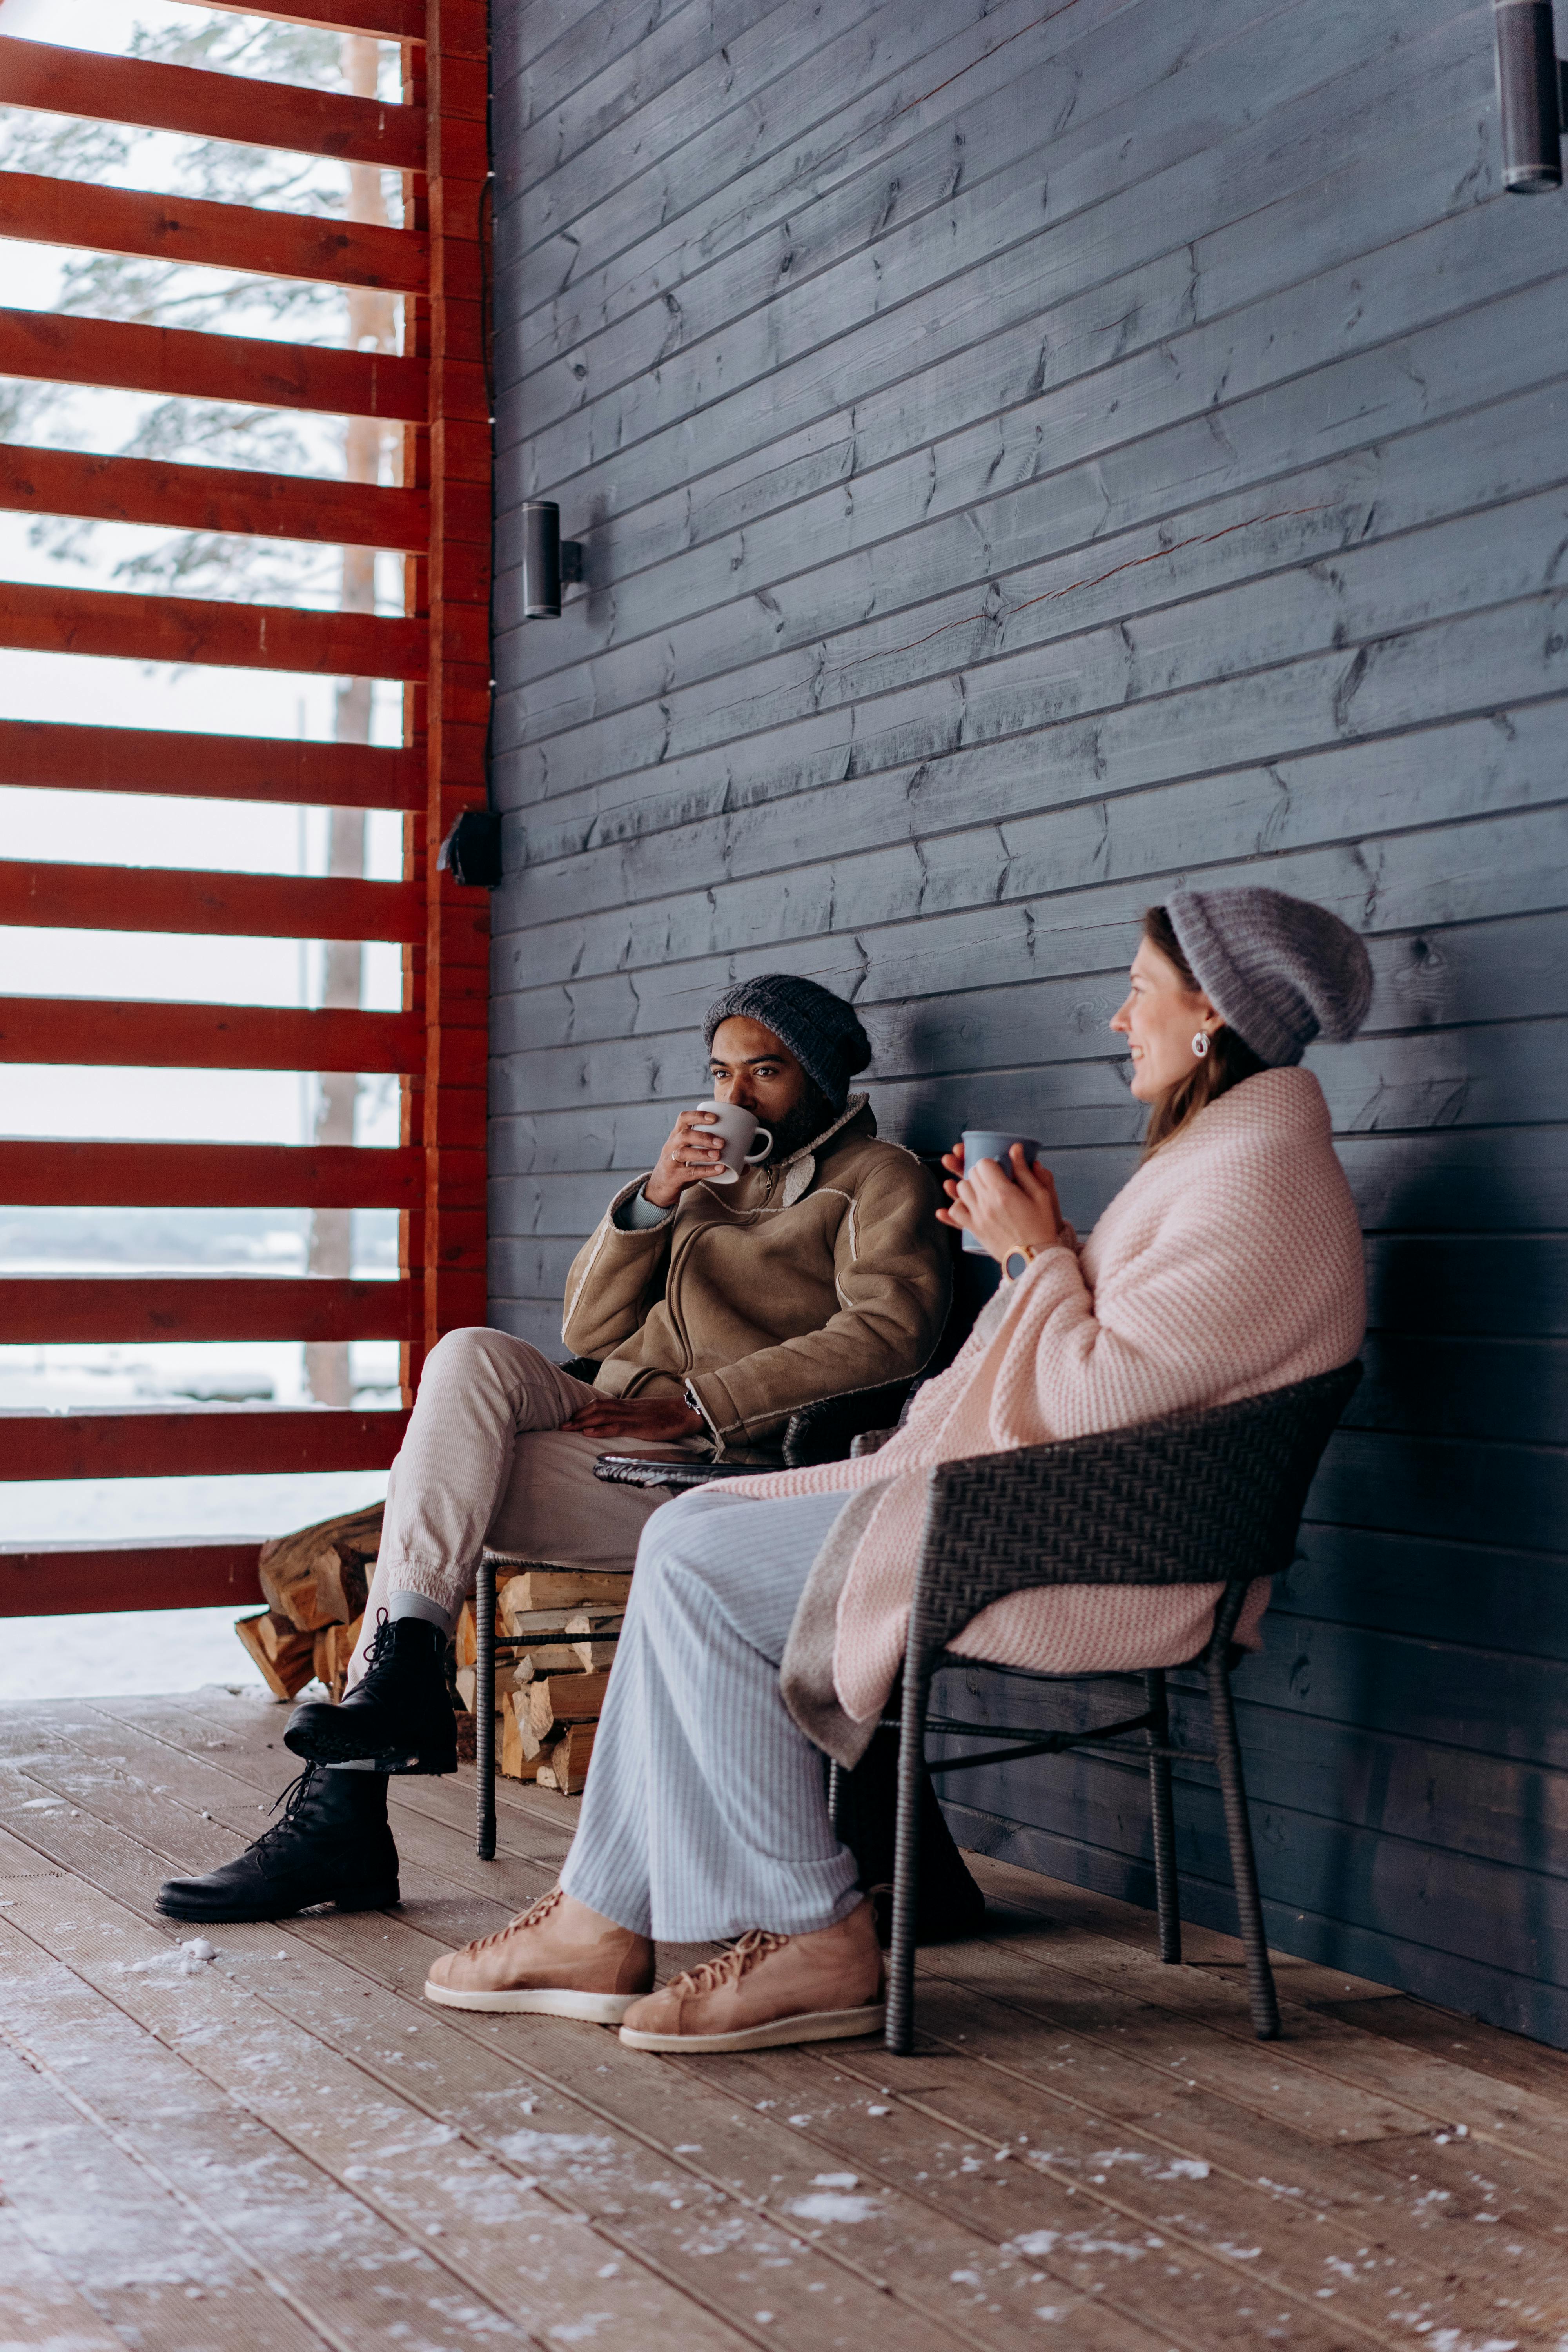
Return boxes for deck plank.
[0,2205,131,2352]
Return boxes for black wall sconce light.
[443,502,587,886]
[519,500,585,618]
[1495,0,1567,189]
[440,807,503,888]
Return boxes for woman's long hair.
[1140,905,1267,1156]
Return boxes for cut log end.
[234,1608,314,1700]
[259,1501,381,1632]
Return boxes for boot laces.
[251,1764,322,1853]
[462,1885,564,1958]
[350,1607,397,1693]
[665,1928,788,2000]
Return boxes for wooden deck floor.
[2,1688,1566,2352]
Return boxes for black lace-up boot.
[156,1765,399,1922]
[284,1610,457,1775]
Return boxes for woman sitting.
[424,886,1371,2051]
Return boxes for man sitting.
[159,974,951,1923]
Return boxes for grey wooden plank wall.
[489,0,1568,2043]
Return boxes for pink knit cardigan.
[730,1067,1365,1729]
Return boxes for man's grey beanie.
[703,974,871,1108]
[1167,887,1372,1067]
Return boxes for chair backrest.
[909,1361,1362,1669]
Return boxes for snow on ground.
[4,1474,392,1703]
[0,1606,269,1702]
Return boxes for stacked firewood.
[236,1510,623,1797]
[235,1503,381,1702]
[456,1566,628,1794]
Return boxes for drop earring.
[1191,1030,1210,1059]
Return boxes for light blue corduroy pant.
[559,1484,863,1944]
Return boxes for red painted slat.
[0,37,426,170]
[197,0,426,41]
[0,307,428,421]
[0,1539,265,1616]
[0,861,423,942]
[0,443,427,551]
[0,1139,429,1209]
[0,719,423,808]
[0,996,433,1074]
[0,581,430,679]
[0,1276,414,1345]
[0,171,428,292]
[0,1406,407,1480]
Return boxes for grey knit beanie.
[703,974,871,1108]
[1166,887,1372,1067]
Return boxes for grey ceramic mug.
[957,1129,1043,1254]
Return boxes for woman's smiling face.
[1110,937,1219,1102]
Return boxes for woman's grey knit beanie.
[1167,887,1372,1067]
[703,974,871,1108]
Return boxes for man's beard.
[764,1082,841,1163]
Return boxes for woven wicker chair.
[870,1361,1361,2053]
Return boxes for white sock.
[389,1589,455,1635]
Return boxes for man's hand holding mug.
[644,1100,772,1208]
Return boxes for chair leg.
[884,1668,929,2056]
[1143,1670,1181,1965]
[1205,1644,1279,2039]
[475,1556,497,1862]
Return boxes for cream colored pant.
[349,1328,688,1680]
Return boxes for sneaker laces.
[663,1927,788,2000]
[459,1885,565,1958]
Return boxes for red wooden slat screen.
[0,1410,410,1481]
[0,1141,427,1209]
[0,579,431,676]
[1,1541,276,1615]
[0,36,429,171]
[0,998,437,1073]
[198,0,428,38]
[0,862,421,939]
[0,170,429,289]
[0,4,489,1618]
[0,307,429,421]
[0,721,425,806]
[0,443,428,550]
[0,1277,416,1346]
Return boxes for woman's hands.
[643,1109,728,1209]
[936,1141,1063,1268]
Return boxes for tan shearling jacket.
[560,1096,950,1454]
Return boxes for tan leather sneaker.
[424,1887,653,2022]
[618,1898,885,2053]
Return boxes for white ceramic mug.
[693,1097,773,1184]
